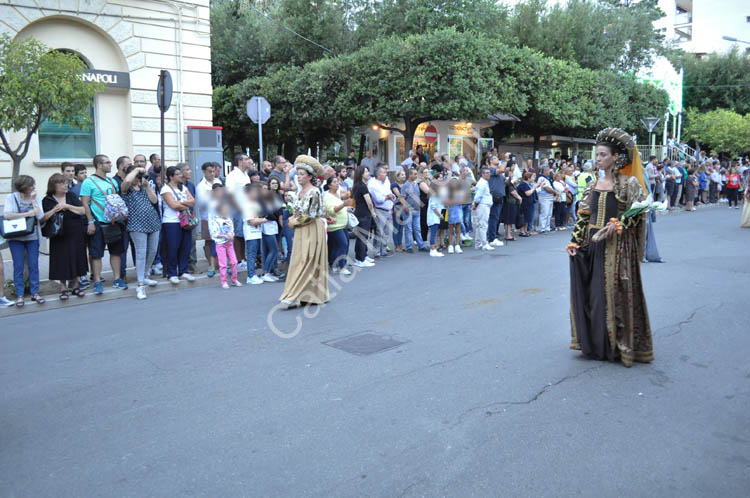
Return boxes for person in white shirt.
[160,166,197,284]
[535,164,557,233]
[225,153,252,270]
[241,184,266,285]
[367,164,394,257]
[472,167,494,251]
[196,162,223,277]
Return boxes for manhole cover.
[323,332,407,356]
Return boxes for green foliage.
[509,0,665,72]
[0,34,104,180]
[673,48,750,115]
[684,108,750,156]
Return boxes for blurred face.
[596,145,617,171]
[75,168,87,183]
[329,177,339,192]
[62,166,74,182]
[396,171,406,183]
[182,166,192,181]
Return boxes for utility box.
[186,126,223,183]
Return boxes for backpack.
[90,176,128,222]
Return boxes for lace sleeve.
[621,177,647,230]
[571,184,593,245]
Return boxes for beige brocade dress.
[279,188,329,304]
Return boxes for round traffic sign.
[424,124,438,143]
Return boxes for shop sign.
[451,123,473,135]
[81,69,130,89]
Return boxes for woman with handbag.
[160,166,197,285]
[324,176,354,275]
[41,173,87,300]
[2,175,44,306]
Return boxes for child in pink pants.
[209,202,241,288]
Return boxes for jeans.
[488,199,503,242]
[216,240,238,285]
[461,204,473,234]
[163,223,191,277]
[374,208,393,256]
[130,231,159,284]
[353,214,372,262]
[553,202,566,228]
[538,197,554,232]
[261,233,279,274]
[403,210,425,250]
[327,228,349,269]
[9,239,39,296]
[282,222,294,262]
[472,204,490,248]
[245,238,261,276]
[392,207,406,248]
[119,230,136,278]
[428,224,439,245]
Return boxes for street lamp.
[722,35,750,45]
[640,117,661,159]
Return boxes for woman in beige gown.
[280,155,329,308]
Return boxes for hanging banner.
[636,57,683,115]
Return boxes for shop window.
[38,107,96,160]
[396,137,406,163]
[378,138,388,163]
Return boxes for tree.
[509,0,666,72]
[0,34,104,182]
[684,108,750,157]
[339,29,531,154]
[672,48,750,115]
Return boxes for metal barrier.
[638,144,696,162]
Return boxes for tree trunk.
[403,117,418,160]
[345,128,353,154]
[357,134,366,164]
[12,155,22,184]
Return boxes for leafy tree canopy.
[684,108,750,157]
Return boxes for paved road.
[1,207,748,497]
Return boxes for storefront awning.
[500,135,596,147]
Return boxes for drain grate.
[323,332,408,356]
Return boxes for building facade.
[0,0,213,200]
[655,0,750,55]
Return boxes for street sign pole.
[160,70,165,186]
[257,98,263,164]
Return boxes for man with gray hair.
[367,163,394,258]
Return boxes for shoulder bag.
[0,193,37,239]
[169,185,199,230]
[41,196,65,239]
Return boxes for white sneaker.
[181,273,196,282]
[237,261,248,271]
[261,274,278,282]
[491,239,504,247]
[169,276,181,285]
[460,233,470,241]
[354,260,374,268]
[365,256,375,263]
[340,268,352,275]
[247,275,264,285]
[454,245,463,254]
[448,245,454,254]
[482,244,496,251]
[0,296,13,307]
[430,249,444,257]
[143,278,158,287]
[222,283,230,289]
[152,263,163,272]
[232,280,243,287]
[136,285,147,300]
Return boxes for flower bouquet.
[591,195,666,242]
[283,191,298,215]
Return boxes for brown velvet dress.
[569,176,653,366]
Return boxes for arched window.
[38,50,96,160]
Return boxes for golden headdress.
[595,128,647,192]
[294,154,324,177]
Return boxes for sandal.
[59,290,70,301]
[71,288,85,298]
[15,298,24,308]
[31,295,45,304]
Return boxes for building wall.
[656,0,750,54]
[0,0,213,204]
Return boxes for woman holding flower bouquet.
[279,155,329,308]
[566,128,653,367]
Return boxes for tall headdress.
[596,128,647,192]
[294,154,324,177]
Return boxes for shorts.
[88,221,125,258]
[448,205,462,224]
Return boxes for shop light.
[551,142,558,146]
[372,125,378,130]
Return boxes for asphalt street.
[1,206,748,497]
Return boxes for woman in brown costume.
[566,129,653,367]
[280,155,329,308]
